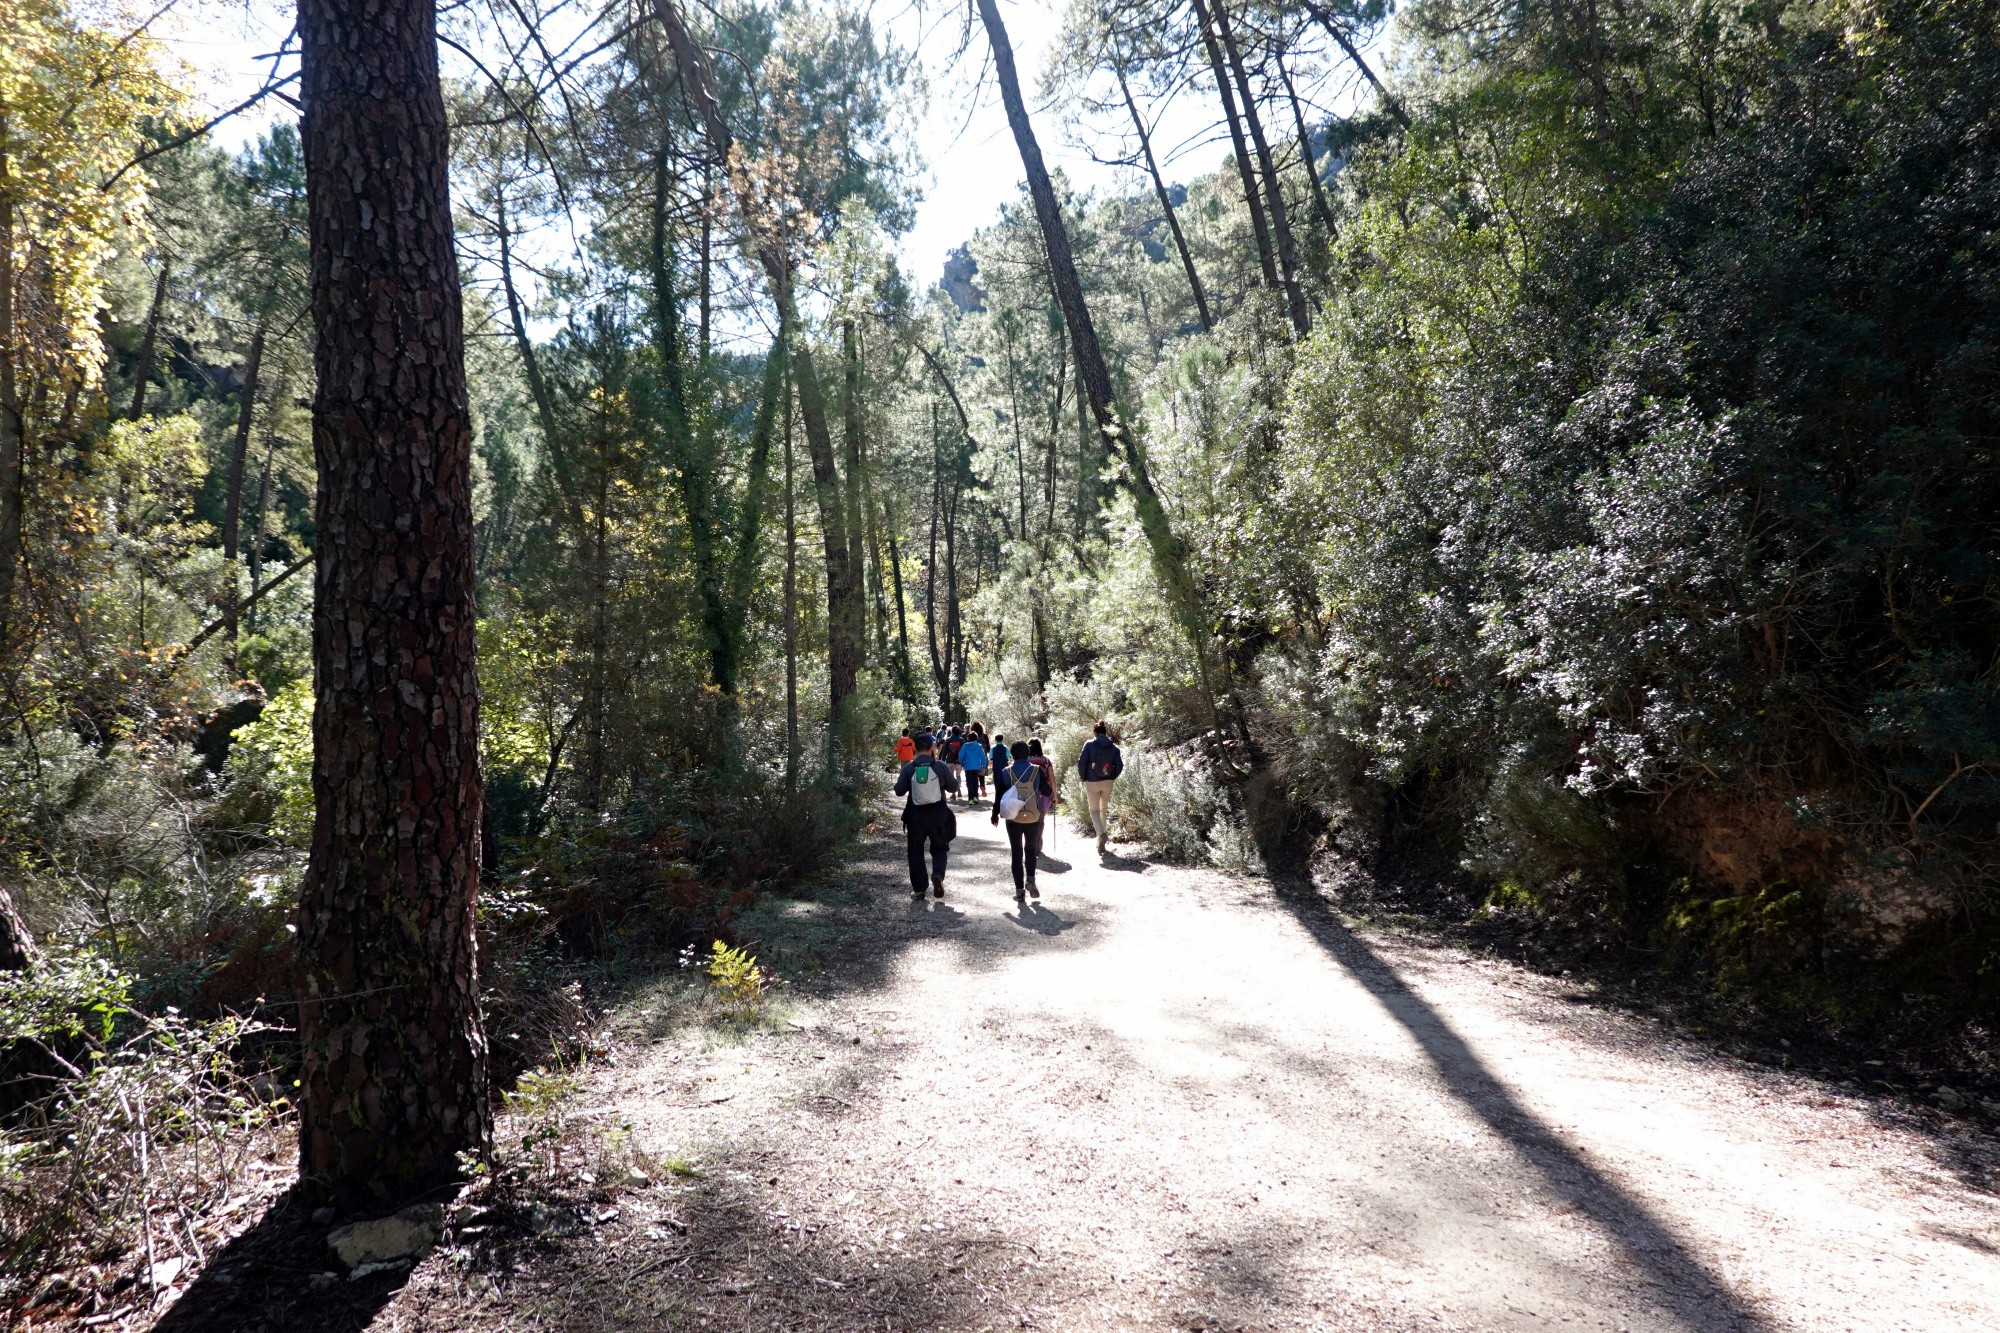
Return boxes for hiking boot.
[1097,832,1108,853]
[910,886,925,898]
[932,879,945,899]
[1014,891,1026,905]
[1027,883,1040,900]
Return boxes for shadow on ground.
[150,1187,427,1333]
[1272,879,1769,1331]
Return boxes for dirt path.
[377,806,2000,1332]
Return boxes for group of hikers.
[892,721,1125,905]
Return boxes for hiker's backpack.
[942,737,962,763]
[910,759,943,806]
[1082,739,1123,781]
[1000,761,1043,824]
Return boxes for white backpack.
[909,759,943,805]
[998,762,1042,824]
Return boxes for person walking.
[894,733,958,898]
[989,733,1010,772]
[895,728,916,765]
[1076,720,1124,854]
[1026,739,1059,816]
[960,730,988,802]
[941,727,965,796]
[991,745,1053,904]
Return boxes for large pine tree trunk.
[296,0,490,1211]
[977,0,1217,705]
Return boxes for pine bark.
[296,0,491,1210]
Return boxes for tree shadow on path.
[149,1187,420,1333]
[1273,882,1769,1332]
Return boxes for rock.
[1935,1086,1967,1111]
[307,1272,340,1291]
[310,1206,336,1226]
[327,1204,443,1270]
[349,1259,411,1280]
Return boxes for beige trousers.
[1083,779,1115,842]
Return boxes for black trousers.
[966,768,986,799]
[907,821,950,890]
[1004,818,1044,893]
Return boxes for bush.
[0,954,284,1307]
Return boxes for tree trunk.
[649,151,734,694]
[698,165,713,368]
[1213,0,1311,335]
[0,879,36,973]
[943,470,964,717]
[496,190,580,523]
[925,402,950,718]
[1302,0,1411,129]
[783,365,798,790]
[0,132,26,649]
[1190,0,1279,295]
[246,368,286,635]
[841,320,874,670]
[1115,65,1212,333]
[1277,52,1341,249]
[887,516,913,704]
[724,337,787,674]
[652,0,861,724]
[222,316,268,662]
[296,0,490,1211]
[977,0,1217,701]
[129,258,170,420]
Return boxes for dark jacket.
[895,755,959,835]
[991,757,1051,820]
[1078,736,1124,781]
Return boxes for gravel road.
[380,806,2000,1332]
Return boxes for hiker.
[895,728,916,765]
[989,733,1010,772]
[941,727,965,792]
[1076,720,1124,853]
[1026,738,1059,818]
[959,729,988,802]
[991,743,1054,904]
[894,733,959,898]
